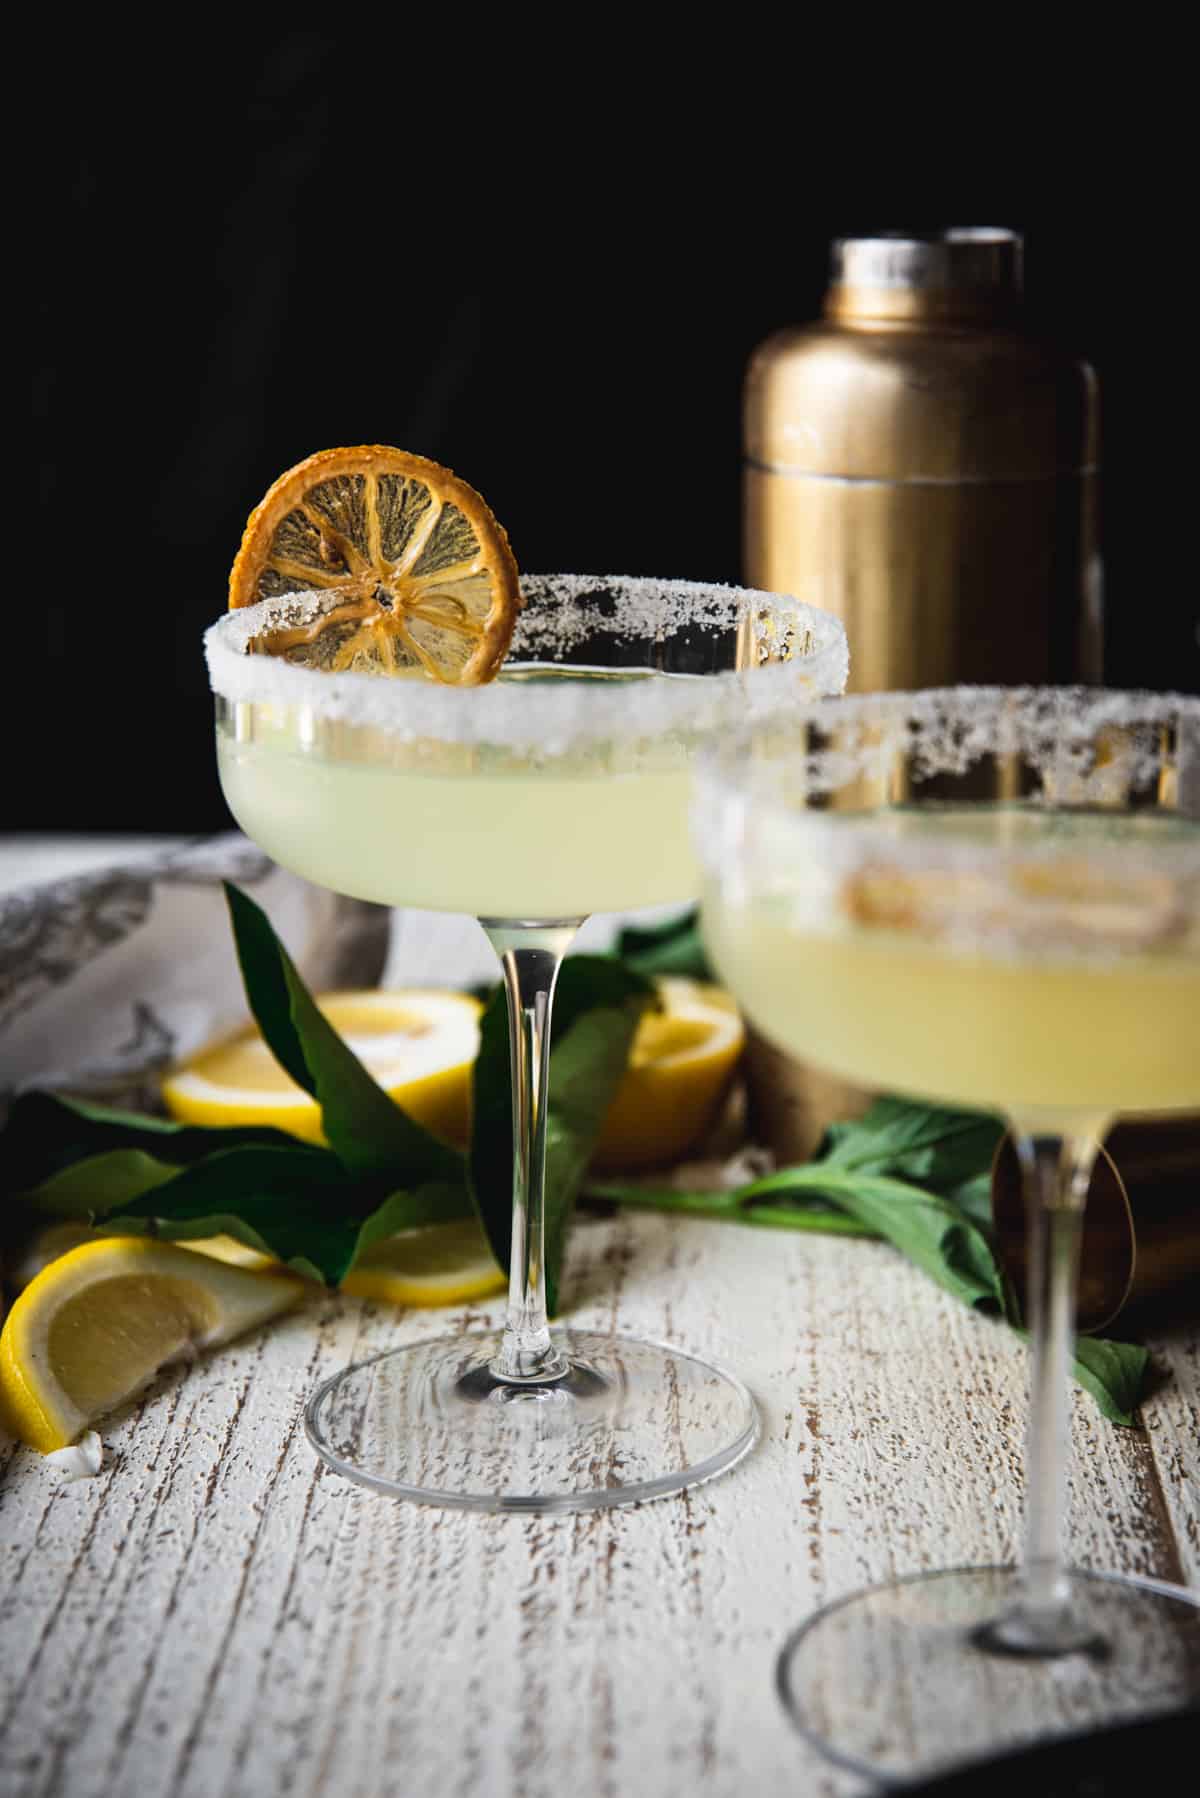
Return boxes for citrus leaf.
[1,1088,302,1190]
[104,1147,466,1288]
[589,1134,1151,1426]
[1072,1337,1149,1427]
[224,882,463,1185]
[612,907,713,979]
[585,1177,878,1235]
[541,999,648,1312]
[784,1165,1006,1312]
[4,1077,469,1288]
[17,1148,181,1216]
[822,1096,1005,1192]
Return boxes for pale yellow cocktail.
[703,806,1200,1139]
[216,669,701,919]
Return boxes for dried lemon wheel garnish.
[228,445,521,685]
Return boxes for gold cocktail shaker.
[744,228,1102,692]
[741,228,1103,1158]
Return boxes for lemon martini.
[696,686,1200,1778]
[704,803,1200,1138]
[213,617,738,920]
[205,447,848,1511]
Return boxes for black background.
[27,35,1197,835]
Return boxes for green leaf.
[120,1159,468,1290]
[946,1170,995,1230]
[96,1144,366,1284]
[2,965,473,1287]
[540,994,650,1310]
[17,1148,182,1216]
[1,1089,302,1191]
[351,1183,475,1255]
[785,1166,1006,1312]
[224,882,463,1186]
[589,1111,1151,1426]
[611,907,713,980]
[25,1133,468,1288]
[585,1175,878,1235]
[10,1123,393,1287]
[599,1156,1001,1311]
[469,955,652,1315]
[822,1095,1005,1192]
[1072,1337,1149,1427]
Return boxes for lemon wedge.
[0,1238,303,1453]
[341,1217,505,1307]
[593,976,746,1172]
[161,990,481,1147]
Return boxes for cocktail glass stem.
[984,1129,1104,1656]
[480,919,584,1383]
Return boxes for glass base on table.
[776,1564,1200,1784]
[304,1328,759,1512]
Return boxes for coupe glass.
[695,687,1200,1779]
[205,573,847,1512]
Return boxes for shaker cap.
[829,229,1023,320]
[746,222,1098,481]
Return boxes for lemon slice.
[341,1217,505,1307]
[184,1220,503,1308]
[161,990,482,1148]
[6,1218,500,1312]
[0,1239,303,1453]
[592,976,746,1173]
[228,445,520,685]
[8,1222,277,1292]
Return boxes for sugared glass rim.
[204,573,849,752]
[694,685,1200,876]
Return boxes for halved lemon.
[0,1238,303,1453]
[161,990,482,1148]
[228,444,520,685]
[592,976,746,1172]
[341,1217,504,1306]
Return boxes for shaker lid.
[829,229,1023,320]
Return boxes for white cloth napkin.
[0,834,390,1109]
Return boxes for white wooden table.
[1,841,1197,1798]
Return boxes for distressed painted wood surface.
[2,1217,1197,1798]
[1,848,1197,1798]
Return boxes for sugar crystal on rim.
[206,574,850,753]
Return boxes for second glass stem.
[996,1128,1102,1653]
[481,920,583,1383]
